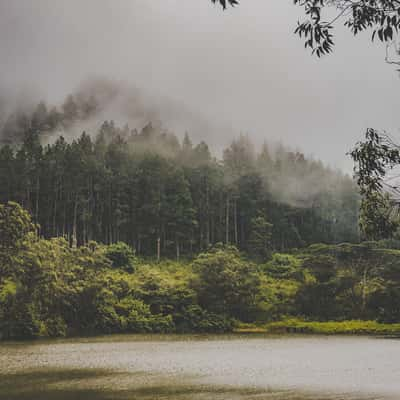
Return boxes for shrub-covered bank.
[2,202,400,340]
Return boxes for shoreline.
[3,320,400,343]
[234,319,400,336]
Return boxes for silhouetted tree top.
[294,0,400,58]
[213,0,400,60]
[211,0,238,9]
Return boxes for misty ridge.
[0,77,356,210]
[0,78,226,151]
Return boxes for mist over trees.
[2,0,400,345]
[0,90,359,259]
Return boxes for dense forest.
[0,94,360,260]
[1,201,400,340]
[8,93,400,341]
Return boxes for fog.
[1,0,400,171]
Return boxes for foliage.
[350,129,400,195]
[359,192,399,240]
[293,0,400,56]
[211,0,238,9]
[0,206,253,338]
[176,305,234,333]
[263,253,304,280]
[0,202,35,251]
[192,246,261,321]
[0,116,359,257]
[295,242,400,321]
[104,242,136,272]
[257,319,400,336]
[350,129,400,240]
[247,215,273,261]
[212,0,400,58]
[2,203,400,340]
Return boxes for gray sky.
[1,0,400,171]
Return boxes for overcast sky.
[1,0,400,171]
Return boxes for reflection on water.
[0,368,278,400]
[0,334,398,400]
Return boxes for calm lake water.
[0,334,399,400]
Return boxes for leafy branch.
[294,1,400,57]
[211,0,400,58]
[211,0,239,9]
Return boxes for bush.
[192,246,261,321]
[177,305,234,333]
[117,297,174,333]
[40,317,68,337]
[104,242,136,272]
[263,253,304,280]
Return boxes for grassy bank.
[235,319,400,336]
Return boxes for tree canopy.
[0,104,359,259]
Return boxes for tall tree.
[350,129,400,239]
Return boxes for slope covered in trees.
[0,95,359,259]
[0,92,373,340]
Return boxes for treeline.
[1,202,399,340]
[0,108,359,258]
[0,94,99,145]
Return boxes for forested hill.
[0,94,359,258]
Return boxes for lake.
[0,334,398,399]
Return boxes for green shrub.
[41,317,68,337]
[104,242,136,272]
[177,305,234,333]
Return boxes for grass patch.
[235,319,400,336]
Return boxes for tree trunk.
[362,267,369,315]
[53,193,57,237]
[35,176,40,223]
[72,195,78,248]
[176,239,180,261]
[83,212,87,246]
[157,237,161,262]
[63,196,67,237]
[234,199,238,245]
[206,179,210,247]
[225,195,230,245]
